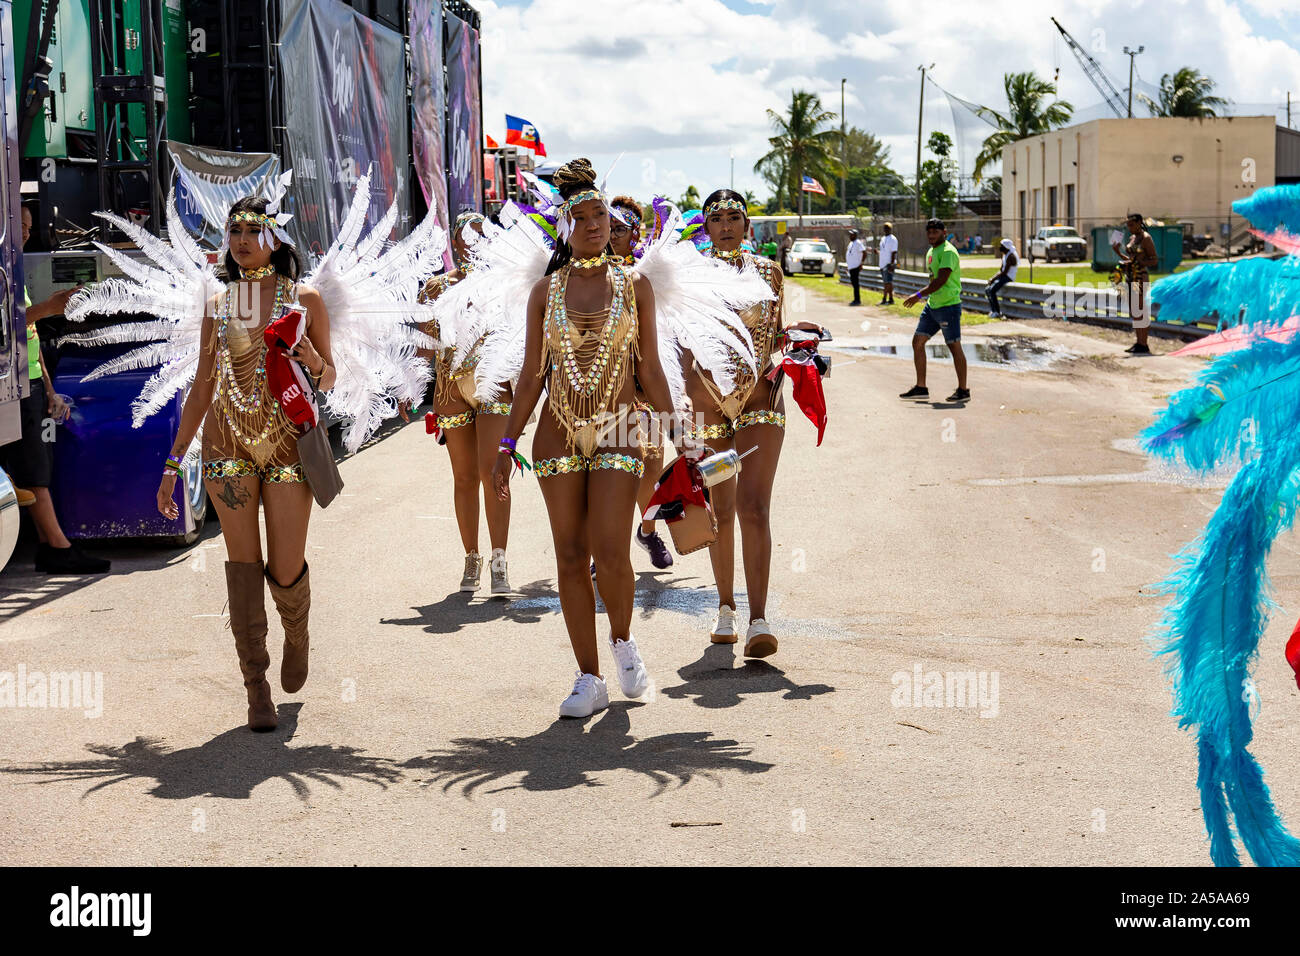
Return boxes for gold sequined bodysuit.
[420,267,510,429]
[695,251,786,434]
[533,262,644,478]
[202,276,306,483]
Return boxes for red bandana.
[262,309,319,429]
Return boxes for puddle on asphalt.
[828,336,1073,372]
[510,586,857,641]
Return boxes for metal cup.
[696,448,741,487]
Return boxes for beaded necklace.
[213,276,292,460]
[541,263,639,455]
[711,246,743,261]
[570,253,608,270]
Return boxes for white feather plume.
[61,194,223,432]
[634,201,769,398]
[63,173,445,457]
[302,169,448,452]
[429,203,552,405]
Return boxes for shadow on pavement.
[0,703,403,800]
[380,577,557,634]
[403,703,774,797]
[919,401,970,410]
[516,569,716,618]
[0,522,223,623]
[658,643,836,709]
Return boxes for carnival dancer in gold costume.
[685,189,824,659]
[491,159,680,718]
[418,211,514,595]
[66,170,445,731]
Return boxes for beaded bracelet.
[163,454,182,477]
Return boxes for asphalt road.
[2,288,1297,866]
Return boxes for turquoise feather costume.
[1141,184,1300,866]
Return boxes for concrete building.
[1000,115,1300,253]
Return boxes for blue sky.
[476,0,1300,204]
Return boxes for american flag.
[801,175,826,195]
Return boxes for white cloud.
[475,0,1300,201]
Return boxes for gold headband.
[227,210,276,229]
[704,198,746,217]
[560,188,604,216]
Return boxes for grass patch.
[958,263,1187,284]
[788,274,1000,325]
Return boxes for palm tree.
[843,126,891,169]
[678,185,701,211]
[753,89,843,210]
[973,72,1073,183]
[1139,67,1227,118]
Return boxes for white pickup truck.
[1028,226,1087,262]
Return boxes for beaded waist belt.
[534,452,644,478]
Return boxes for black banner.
[444,10,482,218]
[279,0,411,260]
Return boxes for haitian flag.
[506,114,547,157]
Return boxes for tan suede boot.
[225,560,278,732]
[268,562,311,694]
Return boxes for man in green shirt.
[761,238,778,261]
[900,218,969,402]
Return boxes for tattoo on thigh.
[218,480,251,510]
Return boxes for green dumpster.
[1091,224,1183,273]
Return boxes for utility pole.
[840,77,847,215]
[729,148,734,191]
[914,63,933,220]
[1288,91,1292,129]
[1123,45,1144,118]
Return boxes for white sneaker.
[559,671,609,718]
[710,605,737,644]
[489,548,510,595]
[743,618,778,659]
[608,635,650,698]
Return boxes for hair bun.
[554,158,598,198]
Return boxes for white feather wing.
[302,171,447,452]
[62,193,222,445]
[635,203,768,398]
[429,208,551,405]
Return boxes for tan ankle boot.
[225,560,278,731]
[268,563,311,694]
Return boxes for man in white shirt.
[845,229,866,306]
[985,238,1018,318]
[878,222,899,305]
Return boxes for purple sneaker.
[636,527,674,569]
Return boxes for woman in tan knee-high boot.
[68,172,447,733]
[157,198,332,732]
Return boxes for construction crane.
[1050,17,1127,119]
